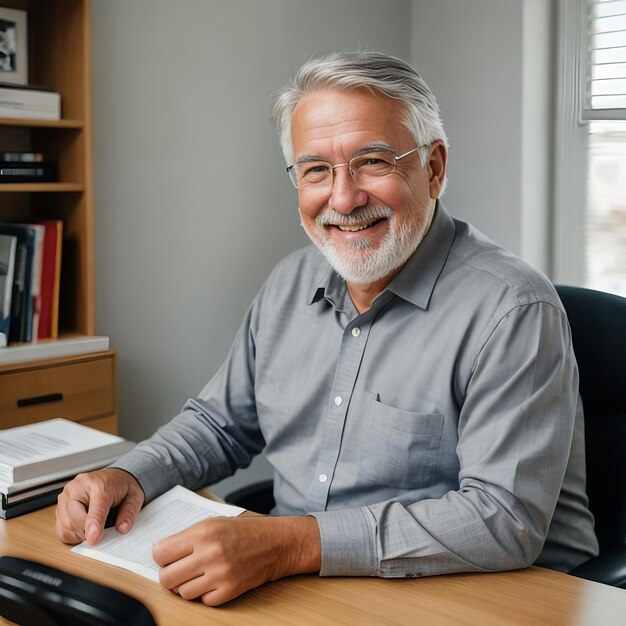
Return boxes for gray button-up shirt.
[114,203,598,577]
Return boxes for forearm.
[113,400,263,503]
[271,515,322,578]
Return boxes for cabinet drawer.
[0,353,115,429]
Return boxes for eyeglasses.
[286,145,427,190]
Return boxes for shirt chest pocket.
[358,395,444,490]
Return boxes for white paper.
[71,485,244,582]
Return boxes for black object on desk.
[0,556,156,625]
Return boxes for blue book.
[0,234,17,346]
[0,223,36,343]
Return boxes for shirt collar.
[308,265,352,312]
[386,201,456,310]
[307,201,456,311]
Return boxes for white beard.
[303,205,425,285]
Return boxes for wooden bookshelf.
[0,0,117,434]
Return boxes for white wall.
[91,0,411,496]
[410,0,553,270]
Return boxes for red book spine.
[36,220,60,340]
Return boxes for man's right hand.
[55,468,145,546]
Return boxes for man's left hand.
[153,514,321,605]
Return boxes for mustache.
[315,205,393,227]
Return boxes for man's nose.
[328,166,368,214]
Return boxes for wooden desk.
[1,506,625,625]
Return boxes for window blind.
[583,0,626,119]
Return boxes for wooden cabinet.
[0,351,117,433]
[0,0,117,433]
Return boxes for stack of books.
[0,419,135,519]
[0,219,63,346]
[0,83,61,120]
[0,151,55,183]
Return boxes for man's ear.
[428,141,447,199]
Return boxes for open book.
[71,486,244,582]
[0,419,134,483]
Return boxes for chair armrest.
[569,546,626,588]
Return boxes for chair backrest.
[555,285,626,553]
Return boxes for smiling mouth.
[334,218,386,232]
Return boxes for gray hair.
[272,51,449,165]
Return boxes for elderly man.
[56,52,598,605]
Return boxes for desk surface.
[1,506,625,625]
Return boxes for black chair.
[555,285,626,588]
[226,285,626,586]
[225,478,275,514]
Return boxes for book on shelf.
[0,220,63,345]
[29,224,45,343]
[0,152,44,163]
[0,234,17,347]
[0,223,36,344]
[0,161,55,183]
[0,335,110,365]
[50,221,63,338]
[0,151,56,183]
[0,83,61,121]
[35,220,63,340]
[0,418,134,484]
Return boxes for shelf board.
[0,117,83,129]
[0,182,84,192]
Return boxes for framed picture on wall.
[0,7,28,85]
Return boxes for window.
[554,0,626,297]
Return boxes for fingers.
[55,494,88,544]
[155,523,232,603]
[55,468,145,546]
[153,531,194,567]
[159,555,233,605]
[154,517,282,606]
[84,487,115,545]
[200,586,239,607]
[55,476,90,544]
[114,486,144,535]
[158,551,203,593]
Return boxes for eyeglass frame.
[285,144,430,190]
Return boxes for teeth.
[337,222,375,232]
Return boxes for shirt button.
[334,396,343,406]
[351,327,361,337]
[319,473,328,483]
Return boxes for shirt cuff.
[309,507,378,576]
[109,447,173,504]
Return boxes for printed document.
[71,486,244,582]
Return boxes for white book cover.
[0,87,61,120]
[0,418,133,483]
[0,234,17,347]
